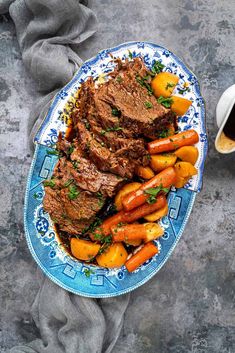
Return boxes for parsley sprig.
[68,184,80,200]
[150,60,165,76]
[144,184,169,204]
[157,96,173,108]
[144,101,153,109]
[43,180,55,188]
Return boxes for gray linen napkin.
[0,1,130,352]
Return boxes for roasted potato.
[96,243,128,268]
[151,72,179,98]
[143,223,164,243]
[171,96,192,116]
[144,203,168,222]
[174,146,199,165]
[70,238,101,261]
[150,154,177,172]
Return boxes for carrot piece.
[122,167,176,212]
[122,194,167,223]
[125,242,158,272]
[101,212,125,236]
[92,195,167,237]
[111,224,147,242]
[148,129,199,154]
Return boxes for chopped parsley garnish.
[72,160,80,170]
[67,145,74,155]
[96,191,105,208]
[63,179,74,188]
[157,96,173,108]
[85,121,91,130]
[151,60,165,75]
[144,101,153,109]
[111,107,121,116]
[136,75,153,95]
[43,180,55,188]
[146,154,151,160]
[84,268,95,277]
[33,193,39,199]
[68,184,80,200]
[170,138,174,142]
[144,184,169,204]
[128,50,133,60]
[116,75,122,83]
[47,149,59,156]
[178,87,190,95]
[158,129,170,138]
[101,130,106,135]
[165,82,175,90]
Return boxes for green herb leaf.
[157,96,173,108]
[158,129,170,138]
[43,180,55,188]
[67,145,74,155]
[85,121,91,130]
[84,268,95,277]
[178,87,190,95]
[144,101,153,109]
[128,50,133,60]
[116,75,122,83]
[151,60,165,75]
[111,107,120,116]
[47,149,59,156]
[68,184,80,200]
[136,75,154,95]
[144,184,170,204]
[63,179,74,188]
[165,82,175,90]
[72,160,80,170]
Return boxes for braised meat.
[43,57,174,235]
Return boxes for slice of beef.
[76,121,137,178]
[43,186,99,235]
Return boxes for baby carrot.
[92,195,167,238]
[125,242,158,272]
[122,194,167,223]
[122,167,176,212]
[148,129,199,154]
[111,224,147,242]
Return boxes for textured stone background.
[0,1,235,352]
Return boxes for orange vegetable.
[143,223,164,243]
[70,238,101,261]
[144,203,168,222]
[167,123,175,136]
[125,239,142,246]
[174,146,199,165]
[148,130,199,154]
[136,166,155,180]
[171,95,192,116]
[96,243,128,268]
[122,167,176,212]
[123,195,167,223]
[111,224,147,242]
[150,154,177,172]
[151,72,179,98]
[174,161,197,178]
[115,182,141,211]
[93,195,167,237]
[174,175,189,188]
[125,242,158,272]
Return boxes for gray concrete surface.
[0,1,235,352]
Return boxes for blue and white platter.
[24,42,207,297]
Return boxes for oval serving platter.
[24,42,207,297]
